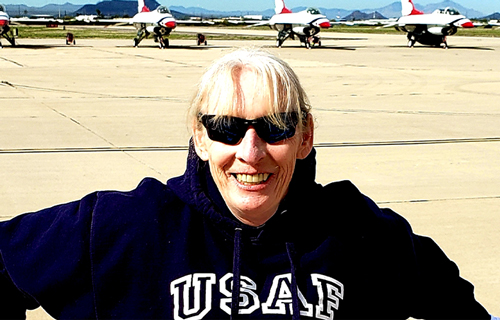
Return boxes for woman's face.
[194,68,313,226]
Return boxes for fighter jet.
[0,4,16,48]
[390,0,474,48]
[130,0,176,48]
[252,0,331,49]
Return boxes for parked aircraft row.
[0,0,481,50]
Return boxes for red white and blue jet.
[390,0,474,48]
[130,0,177,48]
[253,0,331,48]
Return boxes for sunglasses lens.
[258,114,298,143]
[200,113,300,145]
[201,115,244,145]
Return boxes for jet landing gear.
[302,35,321,49]
[440,36,448,49]
[407,33,449,49]
[154,27,170,49]
[155,35,169,49]
[407,34,416,48]
[1,28,16,48]
[134,28,149,48]
[276,29,292,48]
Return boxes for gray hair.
[189,48,311,133]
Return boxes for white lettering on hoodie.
[171,273,344,319]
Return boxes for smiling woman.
[190,49,314,226]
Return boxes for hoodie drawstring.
[286,242,301,320]
[231,228,242,320]
[231,229,301,320]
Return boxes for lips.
[235,173,270,185]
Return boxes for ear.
[193,126,210,161]
[296,113,314,160]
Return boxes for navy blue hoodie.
[0,144,491,319]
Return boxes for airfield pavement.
[1,29,500,318]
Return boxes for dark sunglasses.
[198,112,302,145]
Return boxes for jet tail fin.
[275,0,292,14]
[138,0,150,13]
[401,0,424,16]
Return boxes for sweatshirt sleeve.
[0,251,39,318]
[0,192,98,318]
[408,232,490,319]
[373,204,492,319]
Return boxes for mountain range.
[4,0,492,19]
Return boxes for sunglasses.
[198,112,302,145]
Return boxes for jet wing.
[248,20,271,27]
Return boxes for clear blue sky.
[6,0,500,15]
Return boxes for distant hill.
[484,12,500,20]
[357,1,483,19]
[75,0,159,16]
[6,2,81,17]
[343,10,386,21]
[5,0,487,20]
[360,2,402,19]
[169,5,275,19]
[420,1,483,18]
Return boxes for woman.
[0,48,494,319]
[190,48,314,227]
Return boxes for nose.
[235,127,266,164]
[460,20,474,28]
[165,20,176,29]
[318,20,331,28]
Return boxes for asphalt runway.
[1,31,500,318]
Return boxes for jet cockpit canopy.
[306,7,322,15]
[156,6,171,14]
[0,4,7,12]
[434,7,461,15]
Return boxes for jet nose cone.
[166,20,176,29]
[161,19,176,29]
[319,21,331,28]
[461,20,474,28]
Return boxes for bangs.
[190,48,310,132]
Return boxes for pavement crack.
[0,57,24,67]
[1,80,16,87]
[0,81,184,101]
[378,195,500,205]
[314,137,500,148]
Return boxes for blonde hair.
[189,48,311,133]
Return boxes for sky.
[5,0,500,15]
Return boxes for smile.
[235,173,270,185]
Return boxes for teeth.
[236,173,270,185]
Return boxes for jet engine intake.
[428,26,457,36]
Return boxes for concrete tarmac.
[1,32,499,318]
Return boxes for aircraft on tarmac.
[10,15,63,27]
[130,0,176,48]
[388,0,474,48]
[486,20,500,28]
[252,0,331,48]
[0,4,16,47]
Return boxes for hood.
[167,139,319,319]
[167,139,318,232]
